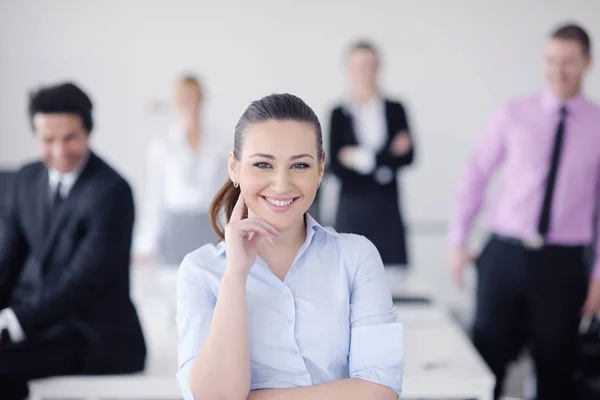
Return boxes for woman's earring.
[233,181,239,188]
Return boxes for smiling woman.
[176,93,403,400]
[209,94,325,241]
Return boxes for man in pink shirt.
[449,24,600,399]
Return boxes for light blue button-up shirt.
[176,215,403,399]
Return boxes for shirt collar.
[541,89,587,115]
[214,213,327,258]
[170,123,215,155]
[342,94,385,116]
[48,150,90,197]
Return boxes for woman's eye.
[293,163,310,169]
[253,162,271,169]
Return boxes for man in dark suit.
[0,82,146,399]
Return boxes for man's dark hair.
[551,23,591,56]
[28,82,94,133]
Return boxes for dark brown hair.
[551,24,591,56]
[209,93,324,240]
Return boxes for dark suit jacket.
[328,99,415,195]
[0,151,146,374]
[328,99,415,264]
[0,171,15,214]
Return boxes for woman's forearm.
[247,378,397,400]
[189,269,251,400]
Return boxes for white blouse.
[343,96,388,175]
[348,96,387,154]
[134,124,229,254]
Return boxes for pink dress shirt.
[450,90,600,278]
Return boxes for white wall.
[1,0,599,308]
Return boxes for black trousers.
[0,328,82,400]
[473,235,588,400]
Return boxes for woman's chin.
[254,210,305,233]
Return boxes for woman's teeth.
[266,198,294,207]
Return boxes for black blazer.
[328,99,415,194]
[0,152,146,374]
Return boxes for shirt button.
[285,293,291,299]
[291,349,298,355]
[300,376,307,383]
[288,319,294,325]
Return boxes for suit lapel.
[341,107,359,146]
[34,168,50,252]
[40,153,99,262]
[383,100,395,147]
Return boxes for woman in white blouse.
[134,75,227,265]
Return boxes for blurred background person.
[134,75,228,266]
[0,82,146,400]
[448,24,600,399]
[328,41,415,267]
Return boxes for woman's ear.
[228,152,238,184]
[318,154,326,181]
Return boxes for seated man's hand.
[0,308,25,344]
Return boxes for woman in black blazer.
[328,41,415,266]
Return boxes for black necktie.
[44,181,64,237]
[52,181,64,214]
[537,106,568,237]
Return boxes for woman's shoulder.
[336,232,379,260]
[381,97,406,111]
[326,96,351,116]
[314,224,380,265]
[177,242,227,283]
[314,229,383,286]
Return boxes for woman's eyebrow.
[249,153,314,160]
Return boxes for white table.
[29,265,182,400]
[386,270,494,399]
[397,303,495,400]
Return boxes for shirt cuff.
[2,308,25,343]
[176,359,196,400]
[350,323,403,397]
[448,224,468,249]
[351,148,376,175]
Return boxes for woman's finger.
[235,221,276,240]
[230,191,245,222]
[243,218,280,236]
